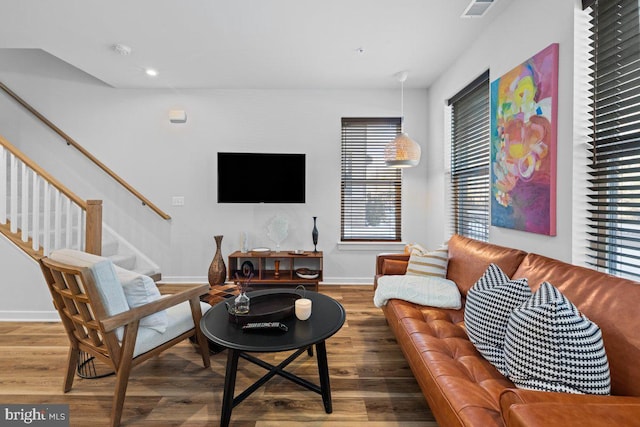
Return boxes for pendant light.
[385,71,421,168]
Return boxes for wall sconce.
[169,110,187,123]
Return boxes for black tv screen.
[217,152,306,203]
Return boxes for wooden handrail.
[0,82,171,220]
[0,134,87,209]
[0,135,104,259]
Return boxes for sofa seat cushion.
[499,388,640,426]
[384,299,514,427]
[507,403,640,427]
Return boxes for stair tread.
[108,253,136,270]
[135,268,161,277]
[101,239,119,257]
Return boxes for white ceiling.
[0,0,508,90]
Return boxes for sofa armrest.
[500,388,640,426]
[507,402,640,427]
[374,253,410,290]
[375,253,410,275]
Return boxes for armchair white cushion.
[49,249,168,334]
[133,300,211,357]
[88,259,130,340]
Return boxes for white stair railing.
[0,135,101,258]
[1,144,85,255]
[0,134,159,277]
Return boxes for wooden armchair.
[40,255,211,427]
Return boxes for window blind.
[449,71,490,241]
[341,117,402,241]
[587,0,640,279]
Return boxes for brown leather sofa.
[374,234,640,427]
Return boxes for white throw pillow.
[464,263,531,375]
[504,281,611,395]
[50,249,167,334]
[117,268,168,334]
[405,244,448,278]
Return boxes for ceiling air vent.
[461,0,495,18]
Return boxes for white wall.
[0,0,581,319]
[0,234,57,320]
[0,49,430,321]
[424,0,578,261]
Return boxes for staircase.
[0,82,166,280]
[0,135,161,280]
[102,224,161,280]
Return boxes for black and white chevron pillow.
[464,263,531,375]
[504,281,611,395]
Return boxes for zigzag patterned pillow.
[464,263,531,375]
[504,281,611,395]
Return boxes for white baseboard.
[0,311,60,322]
[159,276,209,284]
[161,276,373,286]
[321,277,373,285]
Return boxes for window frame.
[448,71,491,242]
[340,117,402,242]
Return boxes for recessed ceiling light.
[145,68,159,77]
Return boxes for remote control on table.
[242,322,288,332]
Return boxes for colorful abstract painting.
[490,43,558,236]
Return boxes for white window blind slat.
[587,0,640,280]
[449,72,490,241]
[341,117,402,241]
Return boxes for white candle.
[295,298,312,320]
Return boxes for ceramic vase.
[312,216,319,253]
[208,235,227,287]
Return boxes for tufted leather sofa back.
[514,253,640,397]
[447,235,527,296]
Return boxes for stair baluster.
[0,147,6,225]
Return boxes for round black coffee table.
[200,288,346,427]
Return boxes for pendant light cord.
[401,79,404,123]
[398,71,407,132]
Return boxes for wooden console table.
[228,251,323,291]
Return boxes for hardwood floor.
[0,285,437,426]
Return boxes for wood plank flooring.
[0,285,437,427]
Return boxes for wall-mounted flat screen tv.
[217,152,306,203]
